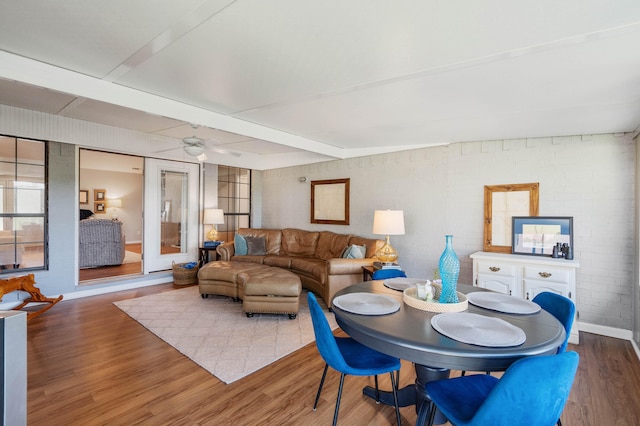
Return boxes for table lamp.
[106,198,122,220]
[203,208,225,241]
[372,209,405,264]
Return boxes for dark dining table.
[331,280,566,425]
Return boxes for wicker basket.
[403,283,468,313]
[172,261,200,285]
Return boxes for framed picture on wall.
[310,178,350,225]
[94,189,106,201]
[512,216,573,256]
[79,190,89,204]
[94,202,106,214]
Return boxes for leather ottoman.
[198,260,302,319]
[239,267,301,319]
[198,261,268,300]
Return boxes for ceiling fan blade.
[153,146,182,154]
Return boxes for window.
[0,135,47,272]
[217,166,251,242]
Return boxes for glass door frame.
[143,158,200,273]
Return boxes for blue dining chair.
[532,291,576,426]
[532,292,575,354]
[461,291,576,379]
[371,268,407,280]
[307,292,402,426]
[424,351,579,426]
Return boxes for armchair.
[79,219,125,268]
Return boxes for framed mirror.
[484,183,539,253]
[311,178,350,225]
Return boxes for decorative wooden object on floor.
[0,274,63,320]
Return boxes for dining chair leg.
[333,373,346,426]
[390,370,402,426]
[415,399,431,426]
[374,375,380,403]
[313,363,329,410]
[427,400,437,426]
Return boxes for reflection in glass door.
[160,170,187,254]
[144,159,199,273]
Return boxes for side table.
[362,265,375,281]
[199,246,220,264]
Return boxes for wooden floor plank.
[27,284,640,425]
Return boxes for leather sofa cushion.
[238,228,282,255]
[281,228,320,257]
[348,236,382,258]
[328,258,370,274]
[230,255,264,264]
[315,231,351,261]
[263,255,292,269]
[290,257,328,284]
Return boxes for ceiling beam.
[0,50,347,159]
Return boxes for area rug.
[114,286,337,384]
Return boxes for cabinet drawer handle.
[489,266,500,272]
[538,272,552,278]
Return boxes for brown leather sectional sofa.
[215,228,383,304]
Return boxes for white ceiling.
[1,1,639,170]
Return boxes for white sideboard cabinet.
[470,251,580,344]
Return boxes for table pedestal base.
[362,364,450,425]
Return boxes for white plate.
[467,292,541,315]
[431,312,526,347]
[384,277,426,291]
[332,293,401,315]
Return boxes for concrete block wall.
[260,133,635,332]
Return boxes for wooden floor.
[26,284,640,425]
[79,243,142,282]
[78,243,183,282]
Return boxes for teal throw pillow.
[342,244,366,259]
[234,234,248,256]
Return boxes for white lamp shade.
[106,198,122,208]
[373,210,405,235]
[203,208,225,224]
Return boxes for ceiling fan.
[154,126,241,161]
[181,135,208,159]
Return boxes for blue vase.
[438,235,460,303]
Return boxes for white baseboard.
[0,273,173,310]
[577,321,633,340]
[63,275,173,301]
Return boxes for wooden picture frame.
[79,190,89,204]
[310,178,350,225]
[512,216,573,256]
[94,202,106,214]
[94,189,106,201]
[484,183,539,253]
